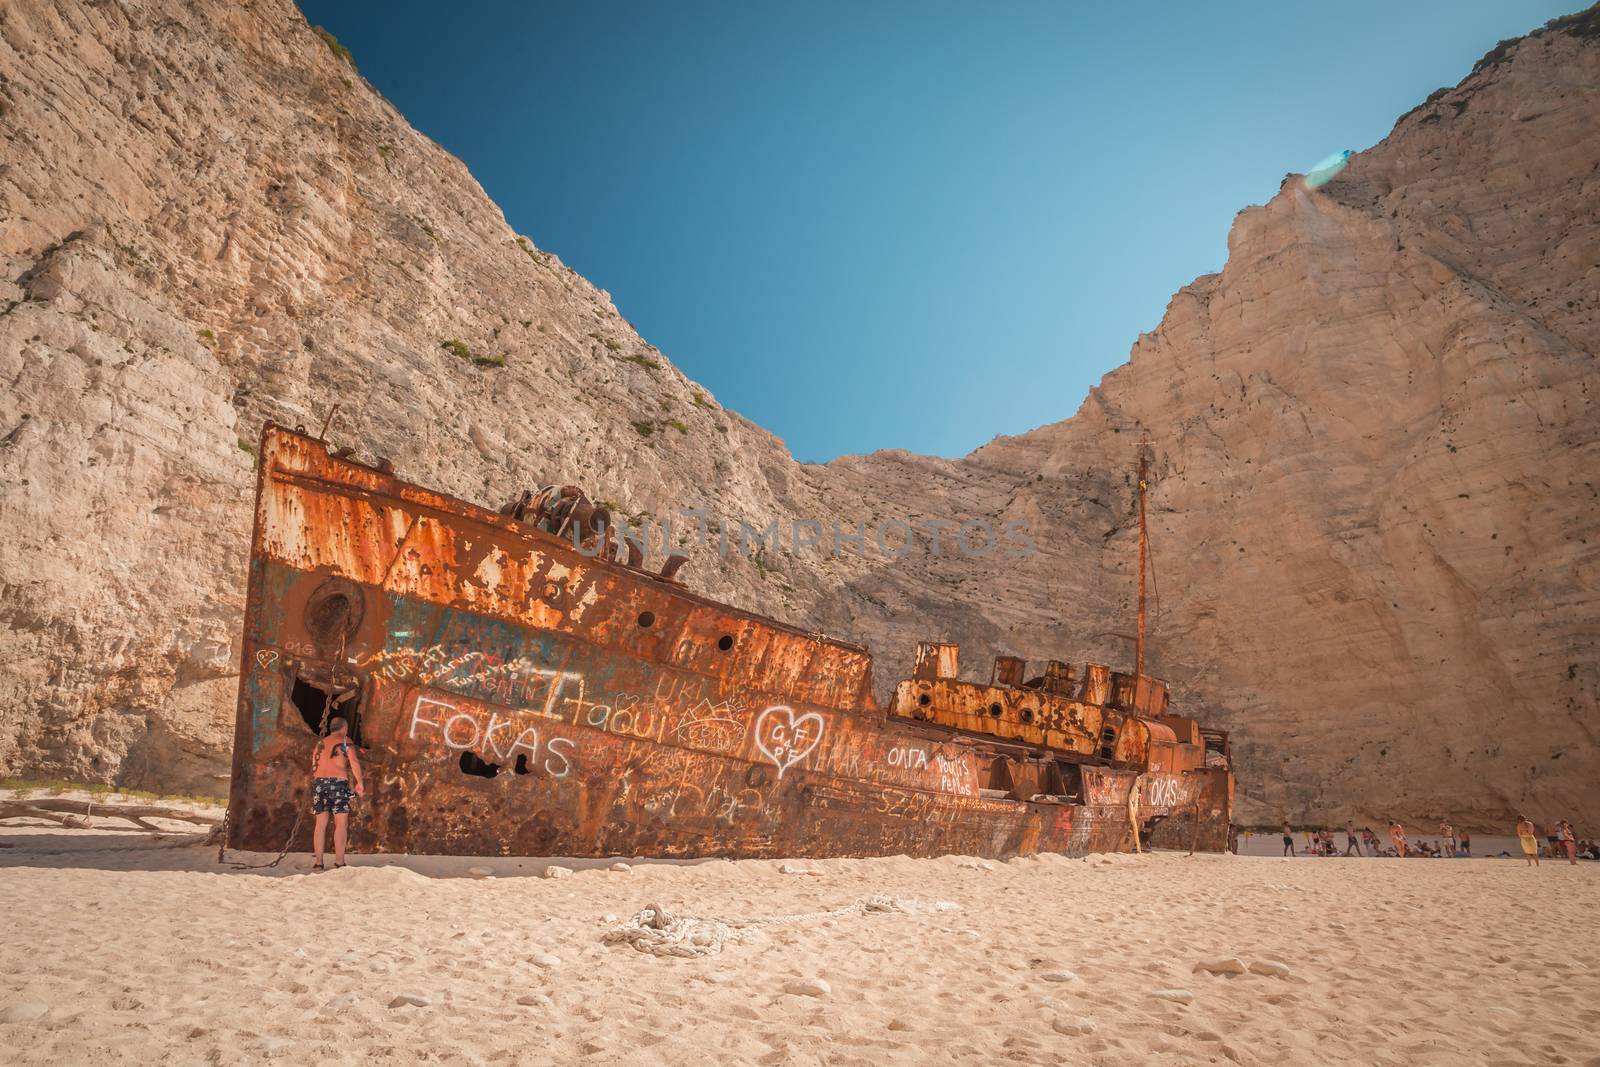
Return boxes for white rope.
[603,897,956,959]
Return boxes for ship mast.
[1135,450,1148,678]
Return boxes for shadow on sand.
[0,826,740,879]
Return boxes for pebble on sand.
[517,993,554,1008]
[1040,970,1080,983]
[1150,989,1196,1005]
[784,977,831,997]
[1248,959,1293,978]
[0,1002,50,1024]
[1194,957,1248,976]
[529,951,562,968]
[543,865,573,879]
[609,861,631,872]
[387,994,430,1009]
[1051,1015,1096,1036]
[778,862,817,875]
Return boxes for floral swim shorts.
[311,776,353,815]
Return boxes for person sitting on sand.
[1558,820,1577,865]
[1345,824,1362,857]
[1389,822,1407,858]
[1515,815,1540,867]
[1282,822,1296,857]
[311,715,365,871]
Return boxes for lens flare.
[1303,149,1353,190]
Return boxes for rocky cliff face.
[2,0,1595,826]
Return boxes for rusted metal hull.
[228,427,1233,860]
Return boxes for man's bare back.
[314,733,361,780]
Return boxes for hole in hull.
[459,751,501,778]
[290,676,363,745]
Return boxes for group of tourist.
[1250,817,1591,863]
[1367,820,1468,859]
[1513,815,1588,866]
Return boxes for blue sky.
[298,1,1574,462]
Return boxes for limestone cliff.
[1,0,1595,827]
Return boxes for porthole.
[717,634,734,651]
[303,576,364,649]
[1020,708,1035,724]
[637,611,655,628]
[988,703,1002,718]
[917,693,931,707]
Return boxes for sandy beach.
[2,797,1596,1066]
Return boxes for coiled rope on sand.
[603,896,956,958]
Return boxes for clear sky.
[297,1,1575,462]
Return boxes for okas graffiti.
[408,695,577,779]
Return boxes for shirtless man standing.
[311,716,365,870]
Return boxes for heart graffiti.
[255,649,279,670]
[753,705,824,779]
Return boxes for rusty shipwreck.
[226,425,1234,859]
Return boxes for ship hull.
[227,428,1231,860]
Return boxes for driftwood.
[0,798,221,833]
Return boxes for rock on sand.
[784,977,831,997]
[1194,957,1248,976]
